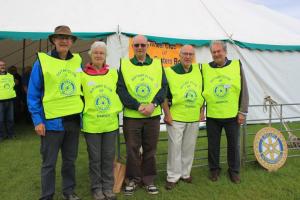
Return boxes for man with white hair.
[0,60,16,141]
[202,40,249,184]
[163,45,204,190]
[117,35,167,195]
[28,25,83,200]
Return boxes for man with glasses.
[162,45,204,190]
[117,35,167,195]
[202,40,249,184]
[0,60,16,141]
[27,25,83,200]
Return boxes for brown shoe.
[209,170,220,182]
[228,171,241,184]
[165,181,177,190]
[180,176,192,183]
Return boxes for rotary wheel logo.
[214,84,227,98]
[135,83,151,99]
[95,96,111,111]
[60,80,76,96]
[3,83,10,89]
[254,127,288,171]
[184,89,197,104]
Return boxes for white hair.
[88,41,107,56]
[209,40,227,52]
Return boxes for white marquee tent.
[1,0,300,122]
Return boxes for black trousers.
[207,117,240,175]
[39,116,80,200]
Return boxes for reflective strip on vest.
[0,73,16,100]
[81,69,122,133]
[38,52,83,119]
[164,64,204,122]
[202,60,241,118]
[121,58,162,118]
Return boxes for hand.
[164,114,173,126]
[237,113,246,125]
[138,104,146,114]
[35,123,46,136]
[140,103,155,116]
[200,111,206,122]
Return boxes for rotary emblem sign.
[253,127,288,171]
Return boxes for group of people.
[0,61,32,142]
[6,25,248,200]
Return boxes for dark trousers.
[123,117,160,185]
[40,119,80,200]
[84,130,117,193]
[0,100,14,138]
[207,117,240,175]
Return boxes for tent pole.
[22,39,26,75]
[46,39,49,52]
[39,39,42,51]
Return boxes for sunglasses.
[133,43,147,48]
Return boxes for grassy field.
[0,122,300,200]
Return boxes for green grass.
[0,122,300,200]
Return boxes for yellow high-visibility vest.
[121,58,162,118]
[202,60,241,118]
[38,52,83,119]
[164,64,204,122]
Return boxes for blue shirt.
[27,50,76,130]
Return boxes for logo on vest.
[214,84,228,98]
[135,83,151,99]
[60,80,76,96]
[184,89,197,105]
[3,83,11,90]
[95,95,111,111]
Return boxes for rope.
[263,96,300,148]
[198,0,269,98]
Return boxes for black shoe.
[209,169,220,182]
[124,181,138,196]
[180,176,192,183]
[145,184,159,195]
[228,170,241,184]
[62,193,81,200]
[103,191,117,200]
[165,181,177,190]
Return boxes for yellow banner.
[129,38,182,67]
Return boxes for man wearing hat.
[27,25,83,200]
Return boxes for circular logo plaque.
[253,127,288,171]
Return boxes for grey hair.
[209,40,227,52]
[88,41,107,56]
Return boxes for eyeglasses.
[181,52,194,56]
[133,43,147,48]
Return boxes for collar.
[130,54,153,66]
[51,49,73,60]
[83,63,109,75]
[209,57,231,68]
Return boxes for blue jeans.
[0,100,14,138]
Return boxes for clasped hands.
[138,103,155,116]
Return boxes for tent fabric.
[1,0,300,51]
[1,0,300,122]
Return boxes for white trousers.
[166,121,199,182]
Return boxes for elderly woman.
[81,41,122,200]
